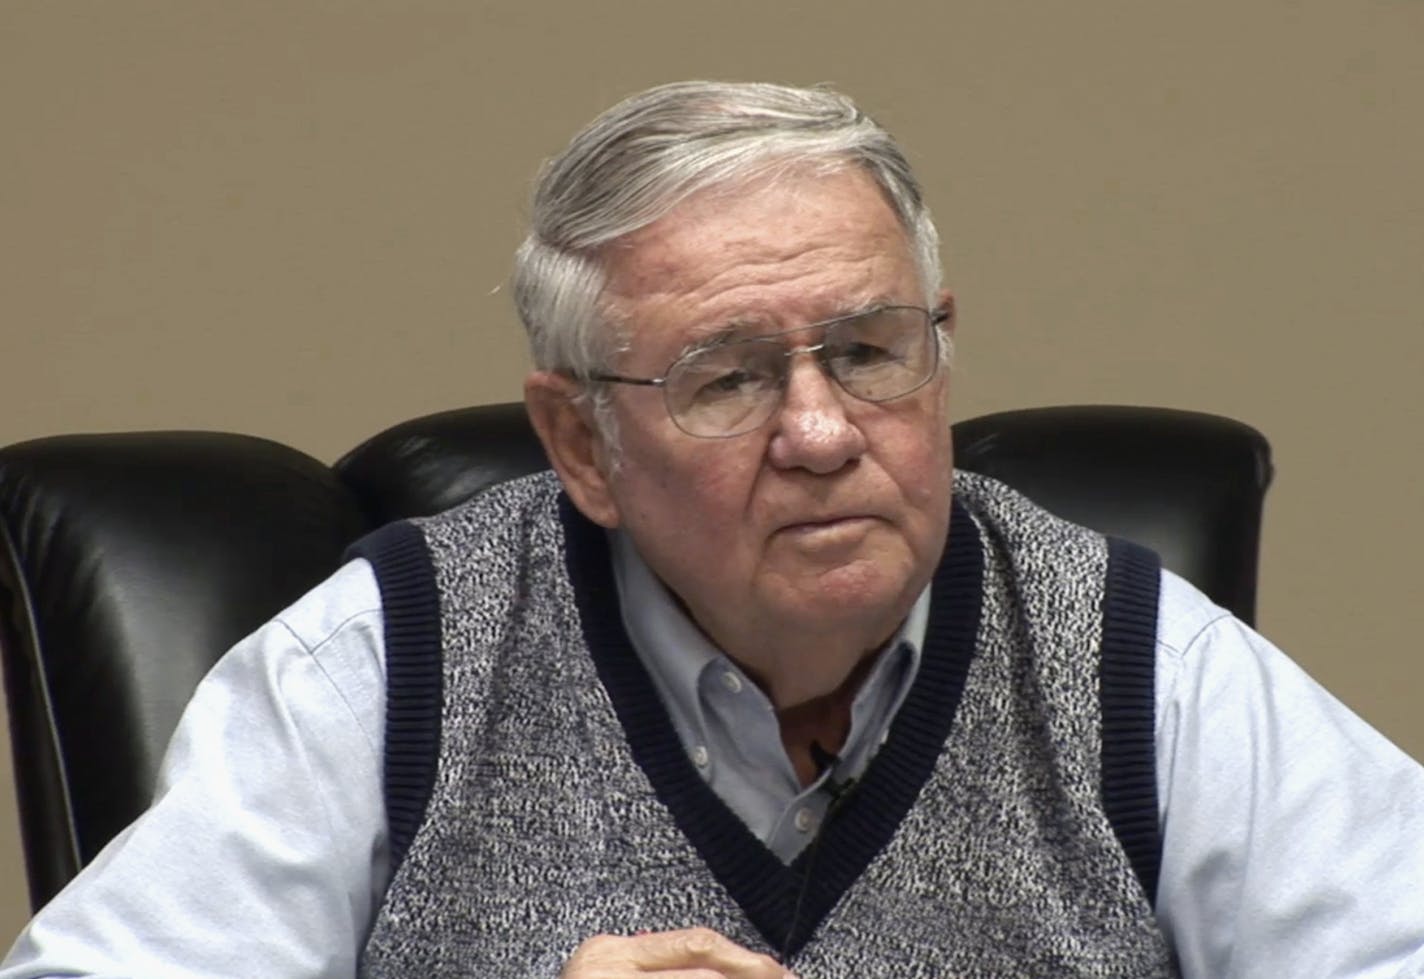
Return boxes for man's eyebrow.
[674,319,771,359]
[675,297,903,358]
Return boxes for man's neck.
[771,650,881,786]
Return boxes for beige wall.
[3,0,1421,950]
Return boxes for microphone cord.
[778,744,859,967]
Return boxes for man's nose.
[766,353,867,473]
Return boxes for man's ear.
[935,289,956,337]
[524,371,621,528]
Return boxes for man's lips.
[775,513,879,535]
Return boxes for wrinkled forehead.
[596,168,923,355]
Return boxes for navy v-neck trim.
[346,521,443,872]
[562,494,985,957]
[1099,537,1164,906]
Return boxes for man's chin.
[774,565,918,633]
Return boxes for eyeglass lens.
[665,306,936,437]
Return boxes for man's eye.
[697,368,763,399]
[833,342,899,367]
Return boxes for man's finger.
[562,927,797,977]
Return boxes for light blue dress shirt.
[4,542,1424,977]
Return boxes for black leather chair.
[0,403,1271,911]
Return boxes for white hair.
[511,80,946,439]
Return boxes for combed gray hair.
[512,80,944,382]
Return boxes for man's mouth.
[777,514,877,540]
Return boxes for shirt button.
[720,671,743,694]
[794,807,817,833]
[691,745,709,768]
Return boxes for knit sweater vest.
[352,470,1175,977]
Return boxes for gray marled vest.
[353,470,1175,977]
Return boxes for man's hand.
[561,927,798,977]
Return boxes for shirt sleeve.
[1153,570,1424,978]
[0,559,391,979]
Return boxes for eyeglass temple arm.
[585,372,667,388]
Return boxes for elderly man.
[4,80,1424,978]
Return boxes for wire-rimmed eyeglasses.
[587,305,948,439]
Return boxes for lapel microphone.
[810,740,858,804]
